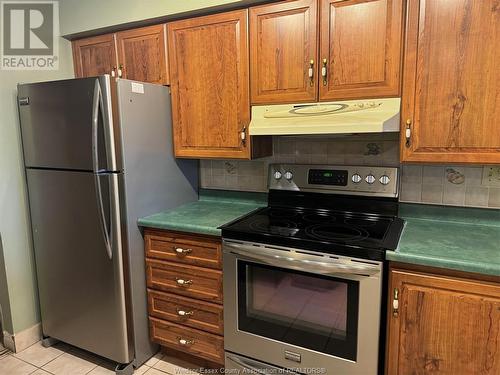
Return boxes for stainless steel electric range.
[220,164,404,375]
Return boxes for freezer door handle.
[92,80,113,260]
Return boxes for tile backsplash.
[200,135,500,209]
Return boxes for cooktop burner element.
[220,164,404,261]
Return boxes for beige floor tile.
[153,355,199,374]
[0,355,37,375]
[143,351,163,367]
[134,365,151,374]
[14,341,64,367]
[144,368,170,375]
[29,370,52,375]
[42,352,98,374]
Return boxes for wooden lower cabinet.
[386,265,500,374]
[144,229,224,365]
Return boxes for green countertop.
[138,189,267,236]
[388,204,500,276]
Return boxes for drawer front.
[146,259,223,303]
[145,230,222,269]
[150,317,224,364]
[148,289,223,335]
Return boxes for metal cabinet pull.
[118,64,123,78]
[321,58,328,86]
[175,278,193,286]
[405,119,412,148]
[308,59,314,86]
[173,246,192,255]
[176,309,194,317]
[111,67,116,77]
[393,288,399,317]
[240,126,247,145]
[177,337,195,346]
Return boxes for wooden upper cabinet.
[168,10,252,159]
[250,0,318,104]
[401,0,500,164]
[319,0,403,100]
[72,33,117,78]
[115,24,169,85]
[387,268,500,374]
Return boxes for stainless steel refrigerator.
[17,76,198,372]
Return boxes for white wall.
[0,37,74,334]
[60,0,244,36]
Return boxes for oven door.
[223,240,383,375]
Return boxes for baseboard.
[2,323,42,353]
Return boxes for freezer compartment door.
[26,169,131,363]
[18,76,118,172]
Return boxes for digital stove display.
[308,169,348,186]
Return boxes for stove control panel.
[269,164,399,198]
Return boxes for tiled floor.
[0,341,199,375]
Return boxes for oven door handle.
[224,242,380,278]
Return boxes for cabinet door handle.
[405,119,412,148]
[177,337,195,346]
[111,67,116,77]
[176,309,194,317]
[175,278,193,287]
[173,246,192,255]
[240,126,247,145]
[118,64,123,78]
[321,58,328,86]
[308,59,314,86]
[393,288,399,317]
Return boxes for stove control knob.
[351,174,362,184]
[284,171,293,180]
[379,175,391,185]
[273,171,282,180]
[365,174,376,184]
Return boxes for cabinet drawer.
[148,289,223,335]
[150,317,224,364]
[146,259,222,303]
[145,230,222,269]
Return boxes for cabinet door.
[72,34,117,78]
[116,24,168,85]
[168,10,251,159]
[387,269,500,374]
[401,0,500,164]
[250,0,318,104]
[319,0,403,100]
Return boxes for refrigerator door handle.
[92,79,113,260]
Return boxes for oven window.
[238,261,359,361]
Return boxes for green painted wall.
[0,38,74,334]
[60,0,244,36]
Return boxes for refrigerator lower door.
[26,168,131,364]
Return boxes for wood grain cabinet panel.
[319,0,403,100]
[401,0,500,164]
[387,268,500,374]
[250,0,318,103]
[115,24,168,85]
[167,10,254,159]
[145,229,222,269]
[72,34,117,78]
[148,290,223,335]
[150,317,225,364]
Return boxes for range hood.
[249,98,401,136]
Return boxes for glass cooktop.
[221,206,405,260]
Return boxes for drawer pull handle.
[178,337,195,346]
[176,309,194,317]
[175,278,193,286]
[174,247,192,255]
